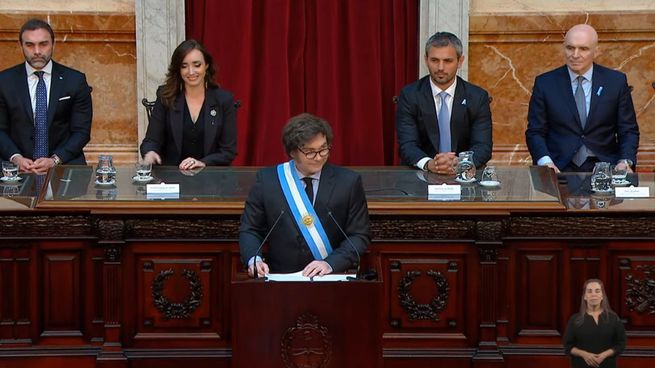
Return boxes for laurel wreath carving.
[151,268,203,319]
[398,269,449,321]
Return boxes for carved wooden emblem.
[281,313,332,368]
[151,268,203,319]
[398,269,449,321]
[626,265,655,314]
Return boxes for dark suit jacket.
[0,62,92,164]
[239,163,370,273]
[526,64,639,169]
[140,86,237,166]
[396,75,492,168]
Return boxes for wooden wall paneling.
[514,242,562,343]
[382,243,475,349]
[40,241,85,344]
[125,242,232,350]
[611,242,655,348]
[496,247,510,345]
[87,246,105,344]
[0,243,34,344]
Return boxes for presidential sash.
[277,161,332,259]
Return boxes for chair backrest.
[141,98,156,123]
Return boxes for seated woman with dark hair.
[140,39,236,169]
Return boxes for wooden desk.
[0,166,653,367]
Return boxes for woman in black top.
[563,278,626,368]
[140,39,236,169]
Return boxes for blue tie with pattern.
[33,71,48,159]
[437,91,451,152]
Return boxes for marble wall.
[468,12,655,170]
[0,9,137,164]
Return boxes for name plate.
[146,183,180,199]
[428,184,461,201]
[615,186,649,198]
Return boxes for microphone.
[252,210,285,279]
[326,210,361,280]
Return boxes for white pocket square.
[58,96,71,101]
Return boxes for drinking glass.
[454,151,476,182]
[1,161,19,181]
[135,162,152,180]
[480,166,500,187]
[96,155,116,184]
[590,162,612,192]
[611,164,628,185]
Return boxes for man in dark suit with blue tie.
[526,24,639,173]
[0,19,92,174]
[396,32,492,174]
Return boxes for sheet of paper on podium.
[265,271,355,282]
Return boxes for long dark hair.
[160,39,219,108]
[575,278,615,326]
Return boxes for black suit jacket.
[396,75,492,168]
[239,163,370,273]
[526,64,639,169]
[0,62,92,163]
[140,86,237,166]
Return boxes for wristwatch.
[51,154,62,166]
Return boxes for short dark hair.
[19,19,55,44]
[425,32,462,58]
[281,113,333,156]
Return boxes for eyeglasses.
[297,146,331,159]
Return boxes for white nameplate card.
[428,184,461,201]
[146,183,180,199]
[615,186,649,198]
[265,271,355,282]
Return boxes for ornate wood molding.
[398,270,450,322]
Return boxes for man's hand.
[143,151,162,165]
[544,162,561,174]
[426,152,456,174]
[302,260,333,278]
[31,157,55,174]
[615,161,633,174]
[248,260,269,278]
[12,155,35,172]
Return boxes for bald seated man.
[525,24,639,173]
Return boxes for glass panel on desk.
[45,166,258,202]
[558,171,655,211]
[43,165,560,204]
[0,173,39,209]
[358,166,560,202]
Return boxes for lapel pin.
[596,86,603,96]
[210,109,217,116]
[461,99,466,105]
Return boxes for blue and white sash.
[277,161,332,259]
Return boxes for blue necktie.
[33,71,48,159]
[572,76,589,166]
[437,91,451,152]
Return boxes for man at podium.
[239,113,370,278]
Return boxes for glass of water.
[2,161,19,181]
[611,164,628,185]
[135,162,152,180]
[591,162,612,192]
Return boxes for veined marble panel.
[0,12,138,164]
[469,13,655,170]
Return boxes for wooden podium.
[231,277,382,368]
